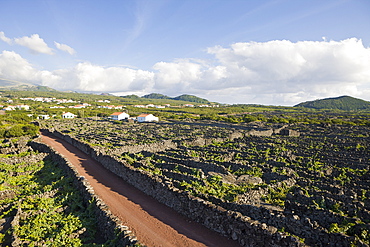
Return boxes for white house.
[62,112,77,119]
[69,105,85,109]
[38,114,50,120]
[137,114,159,123]
[3,105,16,111]
[134,105,147,108]
[110,112,130,120]
[16,104,30,110]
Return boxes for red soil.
[40,132,241,247]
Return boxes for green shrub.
[3,124,39,138]
[5,125,24,137]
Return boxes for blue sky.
[0,0,369,105]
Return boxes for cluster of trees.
[0,124,39,138]
[0,113,39,138]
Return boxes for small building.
[69,104,86,109]
[110,112,129,120]
[38,114,50,120]
[50,106,65,108]
[16,104,30,110]
[62,112,77,119]
[4,105,16,111]
[134,105,147,108]
[137,114,159,123]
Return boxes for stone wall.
[29,140,138,246]
[44,129,303,247]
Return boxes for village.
[0,95,220,122]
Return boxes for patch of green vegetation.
[295,95,370,111]
[180,175,254,202]
[0,150,107,246]
[262,183,291,207]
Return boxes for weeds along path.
[40,132,240,247]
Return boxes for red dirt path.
[40,132,241,247]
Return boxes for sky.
[0,0,369,106]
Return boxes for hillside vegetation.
[142,93,211,104]
[295,96,370,110]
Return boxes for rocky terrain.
[41,118,370,246]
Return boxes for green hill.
[295,96,370,110]
[172,94,210,104]
[142,93,171,99]
[141,93,210,104]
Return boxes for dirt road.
[40,132,241,247]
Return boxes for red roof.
[110,112,124,116]
[138,114,151,117]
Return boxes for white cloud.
[153,59,203,91]
[0,51,155,92]
[54,41,76,55]
[150,38,370,105]
[203,38,370,104]
[0,32,12,45]
[40,62,155,92]
[0,38,369,105]
[14,34,54,55]
[0,50,38,81]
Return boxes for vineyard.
[0,136,130,246]
[41,116,370,246]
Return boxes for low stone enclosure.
[43,129,302,247]
[39,119,370,247]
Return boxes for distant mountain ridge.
[295,96,370,110]
[142,93,210,104]
[0,78,56,92]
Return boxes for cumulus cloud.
[0,51,155,92]
[67,62,155,92]
[153,59,203,91]
[0,38,369,105]
[14,34,54,55]
[54,41,76,55]
[0,32,12,44]
[205,38,370,104]
[150,38,370,105]
[0,50,39,81]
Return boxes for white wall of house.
[137,114,159,122]
[111,112,129,120]
[38,115,50,120]
[62,112,77,118]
